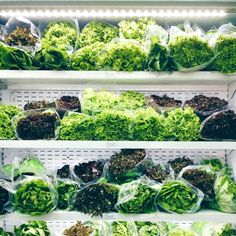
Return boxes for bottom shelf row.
[1,215,236,236]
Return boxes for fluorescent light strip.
[0,9,227,18]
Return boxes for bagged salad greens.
[106,149,146,184]
[14,221,51,236]
[119,17,156,43]
[111,221,137,236]
[71,42,104,71]
[73,183,119,216]
[0,104,20,140]
[167,228,196,236]
[56,179,79,210]
[168,25,215,71]
[133,107,164,141]
[135,221,168,236]
[97,39,147,71]
[78,21,119,47]
[157,180,204,214]
[13,176,58,216]
[59,112,95,140]
[115,177,160,214]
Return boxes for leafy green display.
[135,222,168,236]
[116,179,160,213]
[119,91,145,110]
[34,44,70,70]
[212,35,236,73]
[59,112,95,140]
[0,105,20,140]
[78,21,119,47]
[209,175,236,213]
[119,18,156,43]
[56,180,79,210]
[168,228,196,236]
[14,178,58,216]
[133,108,164,141]
[71,42,104,71]
[169,35,214,70]
[43,21,79,50]
[97,40,147,71]
[95,110,132,140]
[112,221,137,236]
[157,180,203,214]
[0,228,12,236]
[74,183,119,216]
[81,89,119,115]
[162,107,201,141]
[0,42,35,70]
[14,221,50,236]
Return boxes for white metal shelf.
[0,71,235,89]
[0,140,235,149]
[2,210,236,223]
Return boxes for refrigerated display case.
[0,0,236,235]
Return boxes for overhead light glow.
[0,9,227,18]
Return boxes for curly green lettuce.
[79,21,119,47]
[95,110,132,141]
[71,42,104,70]
[97,40,147,71]
[119,17,156,43]
[119,91,145,110]
[162,107,201,141]
[59,113,95,140]
[43,21,79,50]
[169,35,214,70]
[112,221,137,236]
[133,107,164,141]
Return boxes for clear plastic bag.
[12,176,58,216]
[135,221,169,236]
[72,159,107,186]
[105,149,146,184]
[168,24,216,72]
[178,165,216,201]
[157,179,204,214]
[56,178,79,210]
[12,108,61,140]
[0,179,13,215]
[115,177,161,214]
[200,109,236,141]
[0,16,40,52]
[111,221,138,236]
[137,157,175,183]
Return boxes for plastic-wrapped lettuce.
[168,26,214,71]
[79,21,119,47]
[208,175,236,213]
[168,228,196,236]
[135,222,168,236]
[119,17,156,43]
[14,221,51,236]
[112,221,137,236]
[133,107,164,141]
[42,21,79,50]
[115,177,160,214]
[59,112,95,140]
[192,222,236,236]
[97,40,147,71]
[0,104,20,140]
[0,42,35,70]
[13,176,58,216]
[162,107,201,141]
[71,42,104,70]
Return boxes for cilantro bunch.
[97,40,147,71]
[79,21,119,47]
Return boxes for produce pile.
[1,153,235,216]
[0,17,236,73]
[0,90,235,141]
[1,220,236,236]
